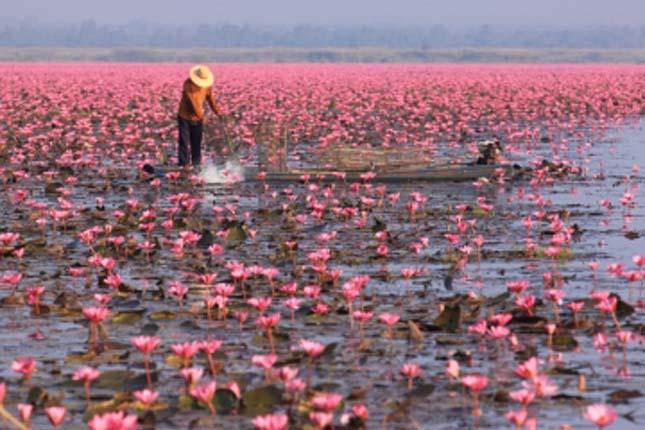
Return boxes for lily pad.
[615,297,635,319]
[226,225,247,241]
[321,342,338,357]
[214,388,239,414]
[407,383,435,398]
[124,371,158,391]
[197,229,215,249]
[85,392,129,419]
[608,389,642,404]
[111,310,144,324]
[149,310,177,321]
[28,386,55,406]
[65,351,97,364]
[178,394,194,411]
[241,384,283,416]
[552,333,579,352]
[434,304,461,332]
[95,369,135,390]
[407,320,424,342]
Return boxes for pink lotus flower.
[300,339,325,357]
[44,406,66,427]
[252,413,289,430]
[584,404,617,429]
[133,388,159,407]
[468,319,487,336]
[401,363,422,389]
[488,325,510,339]
[11,357,36,380]
[523,375,558,397]
[445,359,460,380]
[252,354,278,370]
[17,403,32,423]
[83,306,110,323]
[567,301,584,313]
[248,297,272,313]
[514,357,540,380]
[595,296,617,313]
[189,381,217,415]
[180,367,204,386]
[505,408,528,427]
[131,336,160,354]
[509,388,535,406]
[515,294,536,315]
[309,411,333,429]
[489,313,513,326]
[352,404,369,420]
[256,313,281,329]
[171,341,200,367]
[224,381,241,398]
[311,392,343,411]
[506,280,530,294]
[88,410,139,430]
[378,312,400,327]
[633,254,645,267]
[461,375,488,392]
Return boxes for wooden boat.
[245,139,519,182]
[243,163,520,183]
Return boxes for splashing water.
[200,160,244,184]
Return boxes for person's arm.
[206,88,223,118]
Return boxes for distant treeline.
[3,47,645,63]
[3,20,645,49]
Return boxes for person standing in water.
[177,65,223,167]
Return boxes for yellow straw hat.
[189,65,214,88]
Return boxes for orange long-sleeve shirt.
[177,79,221,122]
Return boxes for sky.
[1,0,644,28]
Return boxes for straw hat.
[189,65,214,88]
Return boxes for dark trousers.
[177,116,203,166]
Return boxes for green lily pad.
[434,304,461,332]
[214,388,238,415]
[615,297,635,319]
[150,310,176,321]
[493,389,511,402]
[608,389,642,404]
[149,406,179,422]
[485,292,511,306]
[178,394,194,411]
[321,342,338,357]
[226,225,247,241]
[65,351,97,364]
[28,386,54,406]
[197,229,215,249]
[84,392,129,419]
[111,310,144,324]
[407,320,424,342]
[312,382,343,392]
[45,181,64,194]
[241,385,283,416]
[407,383,435,398]
[435,335,463,345]
[552,333,579,352]
[95,370,135,390]
[124,372,158,391]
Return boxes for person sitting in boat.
[476,140,503,165]
[177,65,224,167]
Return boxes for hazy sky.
[2,0,644,27]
